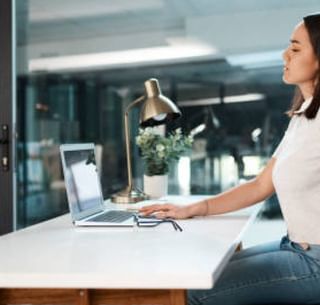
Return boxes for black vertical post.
[17,76,27,228]
[0,0,14,235]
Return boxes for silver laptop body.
[60,143,135,227]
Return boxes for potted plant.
[136,127,193,198]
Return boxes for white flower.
[144,127,153,134]
[136,136,141,145]
[158,151,165,158]
[156,144,165,152]
[188,135,194,144]
[173,128,182,140]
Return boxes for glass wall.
[15,0,319,228]
[16,73,127,227]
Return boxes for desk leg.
[0,288,186,305]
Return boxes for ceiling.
[17,0,320,57]
[15,0,319,111]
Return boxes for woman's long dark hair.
[287,13,320,119]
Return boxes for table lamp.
[111,78,181,203]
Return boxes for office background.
[1,0,318,232]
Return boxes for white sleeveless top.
[272,97,320,244]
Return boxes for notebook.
[60,143,135,227]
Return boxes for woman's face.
[282,22,319,96]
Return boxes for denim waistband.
[281,235,320,263]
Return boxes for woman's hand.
[139,203,191,219]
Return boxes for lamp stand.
[111,96,149,203]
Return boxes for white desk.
[0,196,260,305]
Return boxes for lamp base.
[111,186,149,204]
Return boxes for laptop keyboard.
[88,210,134,223]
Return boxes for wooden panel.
[91,289,173,305]
[0,288,88,305]
[78,289,90,305]
[0,288,186,305]
[170,290,186,305]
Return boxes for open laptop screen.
[61,145,104,219]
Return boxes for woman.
[140,13,320,305]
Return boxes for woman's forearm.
[186,179,274,217]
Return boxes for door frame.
[0,0,16,235]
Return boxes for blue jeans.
[188,236,320,305]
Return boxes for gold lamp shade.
[140,79,181,127]
[111,78,181,204]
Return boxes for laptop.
[60,143,135,227]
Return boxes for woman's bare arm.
[140,158,277,219]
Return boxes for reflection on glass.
[64,150,101,214]
[177,157,191,195]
